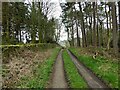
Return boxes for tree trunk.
[76,19,80,47]
[38,2,42,43]
[93,2,97,47]
[74,5,80,47]
[111,2,118,56]
[78,2,87,47]
[5,3,10,44]
[118,1,120,53]
[71,18,74,46]
[19,29,22,42]
[108,5,112,49]
[105,3,110,50]
[31,2,36,43]
[67,27,69,42]
[85,16,89,47]
[89,15,93,46]
[118,1,120,25]
[6,14,10,44]
[100,22,103,47]
[96,3,100,47]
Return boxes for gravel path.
[67,50,108,89]
[50,49,68,88]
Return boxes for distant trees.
[2,1,58,45]
[2,1,119,55]
[60,2,119,55]
[60,3,75,46]
[55,19,62,42]
[2,2,27,44]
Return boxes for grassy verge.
[0,43,56,48]
[17,47,61,88]
[62,50,87,88]
[69,48,118,88]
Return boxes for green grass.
[69,48,118,88]
[62,50,87,88]
[18,47,61,88]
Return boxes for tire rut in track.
[50,49,68,88]
[67,49,109,89]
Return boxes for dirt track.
[67,50,108,89]
[50,49,68,88]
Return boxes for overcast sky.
[47,0,68,41]
[45,0,68,41]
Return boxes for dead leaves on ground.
[2,49,52,88]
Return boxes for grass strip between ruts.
[62,50,87,88]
